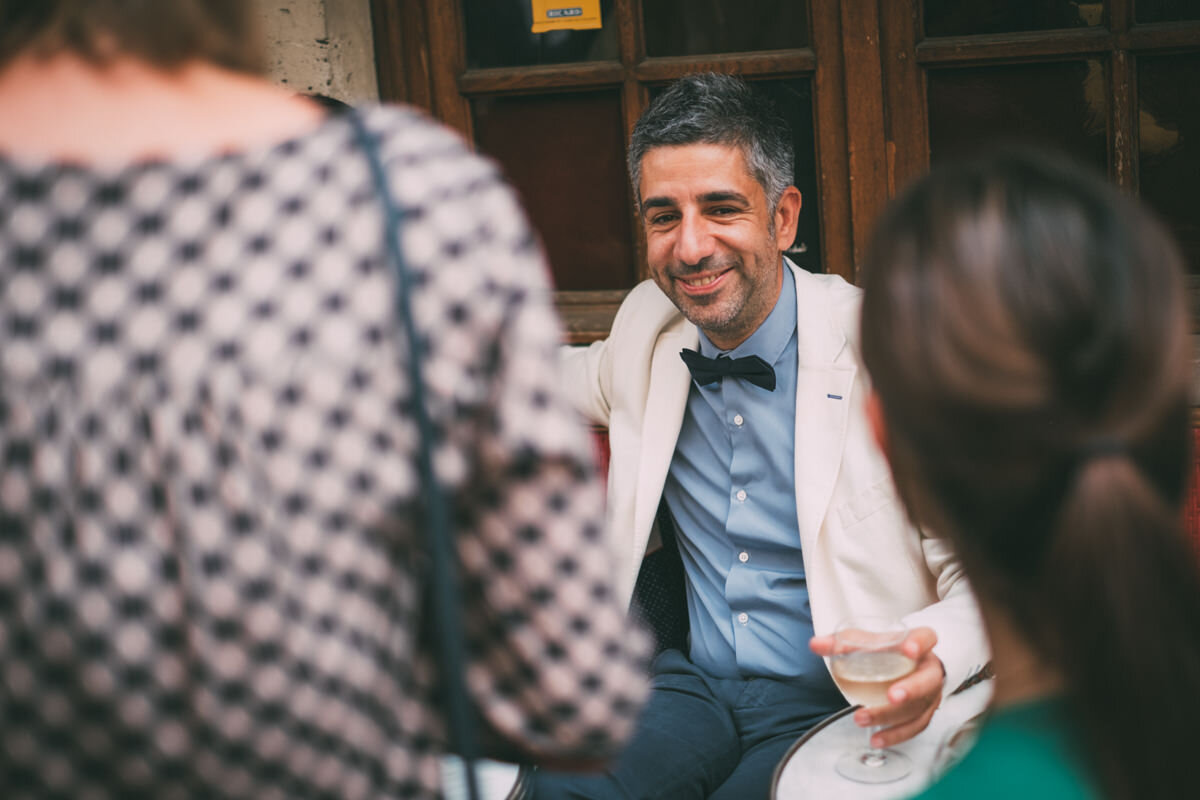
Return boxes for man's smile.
[673,266,734,295]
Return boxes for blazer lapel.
[632,325,696,560]
[791,266,856,555]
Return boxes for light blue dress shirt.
[664,265,839,689]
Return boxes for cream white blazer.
[561,259,989,697]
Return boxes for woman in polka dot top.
[0,3,650,798]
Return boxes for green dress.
[909,698,1100,800]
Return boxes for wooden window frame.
[372,0,1200,336]
[879,0,1200,329]
[370,0,868,342]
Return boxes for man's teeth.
[681,274,721,288]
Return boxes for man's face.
[638,143,800,350]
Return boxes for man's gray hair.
[628,73,794,214]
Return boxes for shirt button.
[737,612,749,625]
[738,551,749,563]
[733,414,744,427]
[736,489,747,502]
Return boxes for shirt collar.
[698,260,796,366]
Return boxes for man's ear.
[865,390,890,462]
[773,186,801,252]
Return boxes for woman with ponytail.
[859,147,1200,800]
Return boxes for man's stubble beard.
[668,252,778,347]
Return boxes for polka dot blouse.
[0,106,649,799]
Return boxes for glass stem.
[862,725,888,767]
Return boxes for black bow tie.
[679,348,776,391]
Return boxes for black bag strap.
[348,109,481,800]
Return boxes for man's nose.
[674,213,716,266]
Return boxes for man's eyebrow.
[641,190,750,212]
[641,196,675,211]
[700,190,750,205]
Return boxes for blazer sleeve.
[902,532,991,697]
[559,281,668,427]
[560,337,613,426]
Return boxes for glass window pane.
[928,60,1108,172]
[1139,54,1200,274]
[923,0,1103,37]
[463,0,618,69]
[472,91,635,291]
[644,77,821,271]
[642,0,809,57]
[1137,0,1200,23]
[758,79,821,272]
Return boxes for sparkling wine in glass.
[830,617,917,783]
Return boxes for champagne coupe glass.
[830,616,918,783]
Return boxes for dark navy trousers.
[531,648,847,800]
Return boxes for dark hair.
[0,0,261,73]
[628,72,794,214]
[860,147,1200,800]
[306,93,352,114]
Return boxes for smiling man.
[638,140,789,350]
[537,74,989,799]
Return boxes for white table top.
[772,678,993,799]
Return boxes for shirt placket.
[723,376,759,669]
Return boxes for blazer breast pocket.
[836,477,900,531]
[829,478,928,597]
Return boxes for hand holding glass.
[830,617,918,783]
